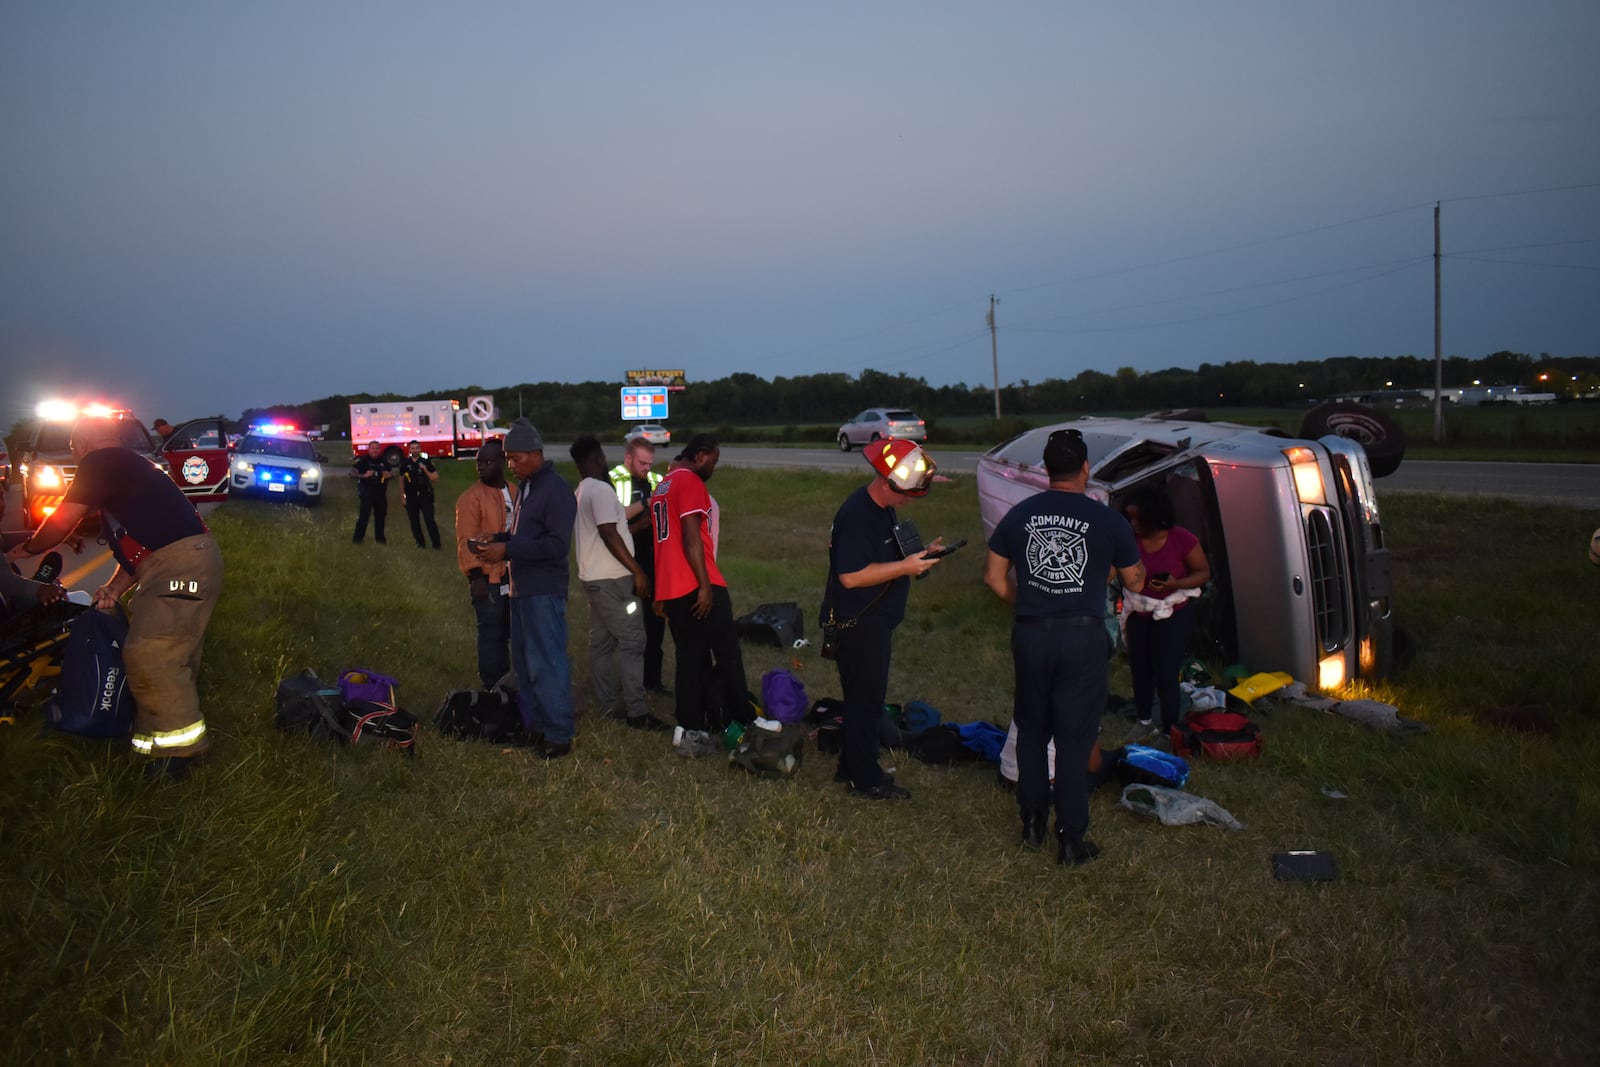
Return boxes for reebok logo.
[100,667,120,713]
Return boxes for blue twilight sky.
[2,1,1597,425]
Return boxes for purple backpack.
[760,669,809,724]
[339,667,398,706]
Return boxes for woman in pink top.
[1121,485,1211,732]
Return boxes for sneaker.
[646,684,674,697]
[625,713,672,732]
[672,726,718,758]
[848,775,911,800]
[1137,718,1153,727]
[31,551,64,583]
[535,738,572,760]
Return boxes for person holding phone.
[455,439,514,689]
[1120,484,1210,733]
[820,438,943,800]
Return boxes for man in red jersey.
[651,434,753,757]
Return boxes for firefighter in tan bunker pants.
[6,415,222,779]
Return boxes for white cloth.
[573,477,634,582]
[1121,586,1201,622]
[999,719,1056,784]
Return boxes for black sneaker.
[31,552,64,583]
[535,738,572,760]
[624,713,672,732]
[848,776,911,800]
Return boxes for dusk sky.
[3,2,1597,426]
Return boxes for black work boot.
[1020,809,1048,848]
[1057,826,1101,866]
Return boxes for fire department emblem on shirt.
[181,456,210,484]
[1025,524,1087,586]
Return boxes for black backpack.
[433,687,527,743]
[275,670,419,754]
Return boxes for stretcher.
[0,598,87,723]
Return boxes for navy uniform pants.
[1012,617,1109,846]
[833,621,894,790]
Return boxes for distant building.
[1328,386,1557,407]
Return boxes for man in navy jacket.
[471,418,576,759]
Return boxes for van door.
[163,418,231,504]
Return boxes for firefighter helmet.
[865,438,936,496]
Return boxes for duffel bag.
[1171,709,1261,760]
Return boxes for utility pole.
[987,294,1001,419]
[1433,202,1443,442]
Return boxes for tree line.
[235,350,1596,442]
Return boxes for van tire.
[1299,402,1406,478]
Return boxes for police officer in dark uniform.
[350,442,392,544]
[984,428,1145,865]
[399,439,442,549]
[820,439,944,800]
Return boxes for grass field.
[2,458,1597,1064]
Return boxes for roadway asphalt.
[714,447,1600,508]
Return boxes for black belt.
[1015,615,1100,627]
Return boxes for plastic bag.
[1119,783,1245,831]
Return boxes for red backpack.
[1171,709,1262,761]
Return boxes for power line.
[1445,254,1600,272]
[1441,181,1600,205]
[996,202,1436,300]
[733,182,1599,378]
[1005,256,1427,330]
[1008,259,1426,337]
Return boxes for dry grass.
[1,462,1596,1064]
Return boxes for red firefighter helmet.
[865,438,937,496]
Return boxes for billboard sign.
[625,369,688,390]
[620,386,669,421]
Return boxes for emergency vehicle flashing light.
[36,400,132,422]
[252,422,299,435]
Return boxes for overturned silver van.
[976,412,1393,691]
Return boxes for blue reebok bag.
[50,607,136,738]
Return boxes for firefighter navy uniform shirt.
[65,446,205,567]
[823,484,909,629]
[987,489,1139,619]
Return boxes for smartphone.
[467,538,486,552]
[923,538,968,561]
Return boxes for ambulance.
[348,396,503,464]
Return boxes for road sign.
[620,386,669,421]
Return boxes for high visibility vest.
[608,464,662,507]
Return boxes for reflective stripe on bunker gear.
[131,719,208,754]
